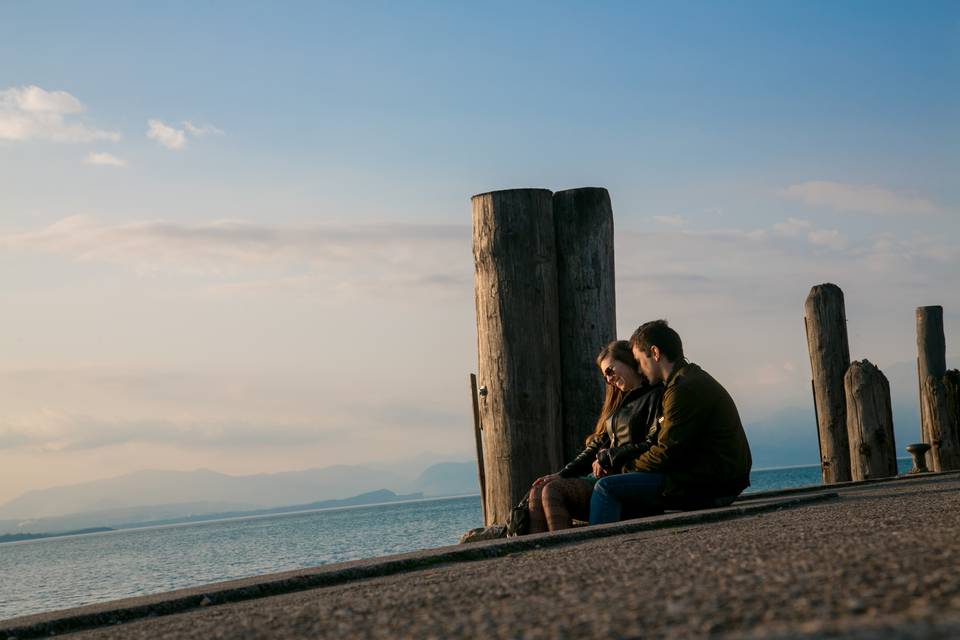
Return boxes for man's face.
[632,344,660,383]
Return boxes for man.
[589,319,752,524]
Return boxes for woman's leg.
[528,484,549,534]
[542,477,594,531]
[589,472,666,525]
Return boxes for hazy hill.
[0,465,407,520]
[411,462,479,496]
[0,489,426,536]
[0,502,243,536]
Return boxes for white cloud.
[146,119,187,150]
[807,229,848,250]
[83,151,126,167]
[652,215,687,227]
[0,85,120,143]
[0,216,471,292]
[183,121,224,137]
[772,217,811,237]
[781,181,941,216]
[146,119,224,149]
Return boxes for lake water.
[0,460,914,622]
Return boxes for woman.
[526,340,664,533]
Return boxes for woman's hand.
[592,452,609,478]
[532,473,560,489]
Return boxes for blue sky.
[0,1,957,503]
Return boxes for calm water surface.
[0,461,913,621]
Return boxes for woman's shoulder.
[622,383,665,404]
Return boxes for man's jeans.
[589,471,666,525]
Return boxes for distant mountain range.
[0,489,434,540]
[0,461,480,535]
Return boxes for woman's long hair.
[585,340,641,445]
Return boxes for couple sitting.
[527,319,752,533]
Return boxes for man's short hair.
[630,319,684,362]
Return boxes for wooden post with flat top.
[472,188,563,526]
[804,283,852,483]
[552,187,617,463]
[916,306,960,471]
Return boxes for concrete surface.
[3,473,959,639]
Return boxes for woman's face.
[598,355,643,393]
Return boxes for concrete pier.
[3,473,960,639]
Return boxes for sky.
[0,1,957,505]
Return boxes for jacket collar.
[664,358,689,389]
[622,381,665,403]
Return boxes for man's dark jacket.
[627,361,752,500]
[558,383,664,478]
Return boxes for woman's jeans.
[589,472,666,525]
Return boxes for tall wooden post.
[915,306,959,470]
[804,283,852,483]
[472,189,563,525]
[552,188,617,462]
[844,360,898,481]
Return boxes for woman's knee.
[542,481,563,501]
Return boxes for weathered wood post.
[472,189,563,525]
[804,283,852,483]
[944,370,960,456]
[552,187,617,462]
[844,360,898,481]
[468,373,488,525]
[916,306,960,470]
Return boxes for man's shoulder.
[667,363,724,396]
[672,362,711,385]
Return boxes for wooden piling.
[844,360,898,481]
[804,283,852,483]
[944,370,960,456]
[472,189,563,525]
[469,373,488,526]
[552,187,617,462]
[917,306,947,384]
[915,306,957,470]
[920,375,960,471]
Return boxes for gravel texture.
[12,475,960,639]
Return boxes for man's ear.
[650,345,661,362]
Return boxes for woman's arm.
[597,385,665,473]
[558,434,607,478]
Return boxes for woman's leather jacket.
[558,383,665,478]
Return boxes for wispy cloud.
[146,119,186,149]
[147,119,224,150]
[0,85,120,143]
[652,215,687,227]
[183,121,224,137]
[771,217,811,237]
[83,151,126,167]
[0,216,471,293]
[807,228,847,250]
[781,181,942,216]
[0,410,334,452]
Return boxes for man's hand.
[532,473,560,489]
